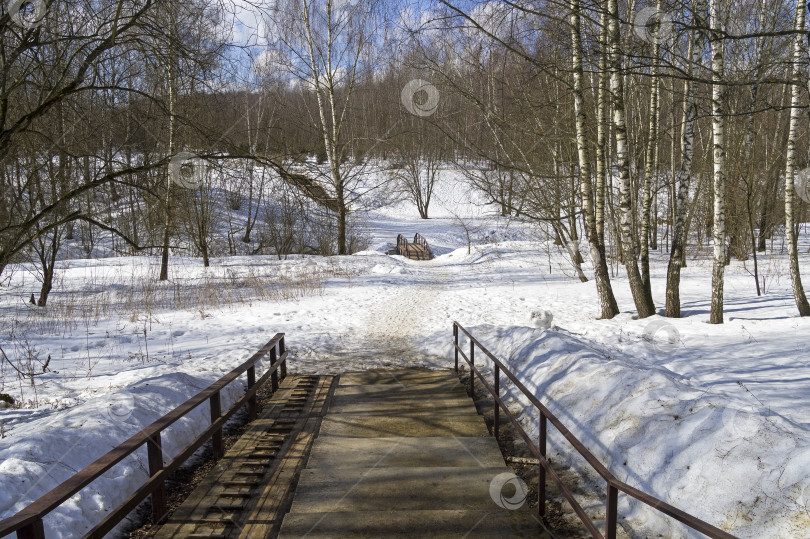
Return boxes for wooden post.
[469,341,475,395]
[270,347,279,392]
[279,336,287,380]
[606,483,618,539]
[17,519,45,539]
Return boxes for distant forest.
[2,0,809,321]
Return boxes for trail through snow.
[291,257,459,373]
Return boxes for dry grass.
[0,257,356,401]
[3,260,342,333]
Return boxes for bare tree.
[709,0,728,324]
[570,0,619,319]
[0,0,157,278]
[640,0,663,299]
[666,0,705,318]
[267,0,380,255]
[784,0,810,316]
[392,148,440,219]
[182,169,219,267]
[607,0,655,318]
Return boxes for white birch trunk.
[607,0,655,317]
[709,0,726,324]
[641,0,662,296]
[785,0,810,316]
[665,0,704,317]
[159,4,178,282]
[570,0,619,319]
[595,8,609,246]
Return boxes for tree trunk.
[37,269,53,307]
[570,0,619,318]
[641,0,662,298]
[595,7,609,247]
[37,230,60,307]
[337,182,347,255]
[159,6,178,282]
[743,82,761,295]
[607,0,655,318]
[37,254,54,307]
[665,0,704,317]
[709,0,727,324]
[784,0,810,315]
[651,188,659,250]
[243,165,255,243]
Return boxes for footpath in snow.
[1,174,809,537]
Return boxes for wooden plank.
[155,375,336,539]
[237,378,338,538]
[278,369,546,538]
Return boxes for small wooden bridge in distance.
[391,233,432,260]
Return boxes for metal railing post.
[270,347,279,392]
[17,519,45,539]
[453,324,459,373]
[210,391,223,459]
[539,414,547,516]
[469,340,475,395]
[147,433,167,521]
[279,336,287,380]
[606,483,618,539]
[247,364,257,421]
[494,365,500,440]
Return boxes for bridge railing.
[412,233,432,260]
[396,233,411,259]
[0,334,288,539]
[452,322,735,539]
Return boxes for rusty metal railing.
[0,334,288,539]
[452,322,736,539]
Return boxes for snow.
[1,169,810,537]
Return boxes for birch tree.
[158,0,179,281]
[268,0,379,255]
[784,0,810,316]
[640,0,663,299]
[665,0,705,317]
[709,0,727,324]
[607,0,656,318]
[595,8,609,246]
[571,0,619,319]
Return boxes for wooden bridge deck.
[401,243,429,260]
[157,369,546,538]
[279,369,546,537]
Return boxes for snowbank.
[470,324,810,537]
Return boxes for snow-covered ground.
[1,171,809,537]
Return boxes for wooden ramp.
[279,369,548,538]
